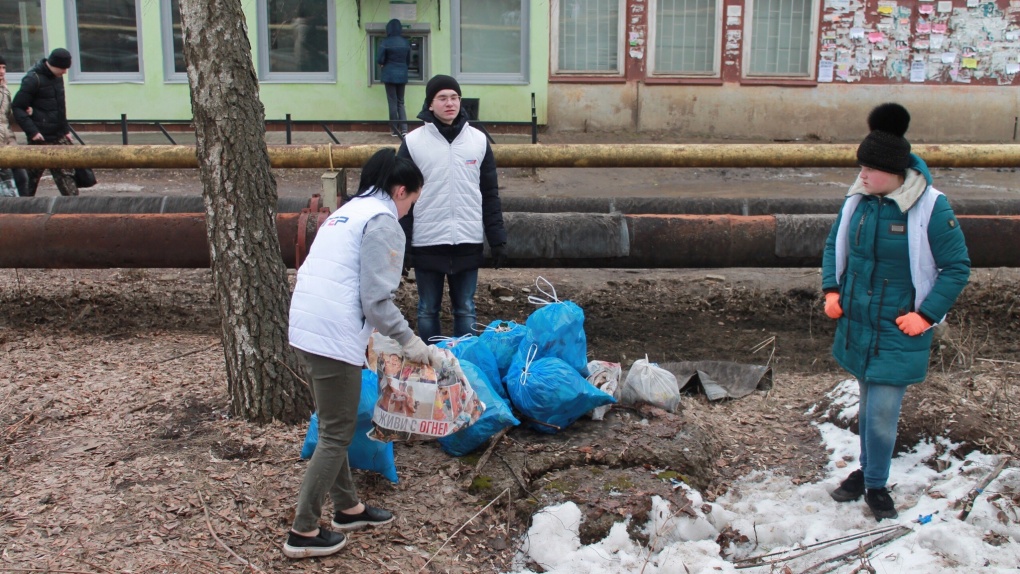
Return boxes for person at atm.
[376,18,410,138]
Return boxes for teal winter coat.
[821,156,970,386]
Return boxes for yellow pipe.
[2,143,1020,169]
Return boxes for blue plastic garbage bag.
[504,299,589,391]
[299,369,398,483]
[300,412,319,460]
[506,355,614,434]
[438,360,520,456]
[478,320,526,380]
[437,335,505,401]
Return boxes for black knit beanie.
[856,103,911,176]
[424,74,461,108]
[48,48,72,69]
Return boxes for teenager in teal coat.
[821,103,970,520]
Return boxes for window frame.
[647,0,723,78]
[159,0,186,83]
[1,0,48,83]
[255,0,336,83]
[64,0,145,82]
[550,0,626,77]
[450,0,529,84]
[742,0,819,80]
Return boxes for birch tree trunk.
[178,0,312,423]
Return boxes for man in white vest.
[397,74,507,342]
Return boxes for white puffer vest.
[404,122,487,246]
[289,194,396,365]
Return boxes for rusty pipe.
[0,213,314,269]
[3,143,1020,169]
[0,213,1017,269]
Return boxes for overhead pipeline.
[2,143,1020,169]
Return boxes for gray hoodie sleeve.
[360,213,416,346]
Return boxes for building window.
[160,0,186,82]
[650,0,721,76]
[0,0,45,77]
[745,0,816,77]
[66,0,144,81]
[553,0,623,75]
[452,0,528,83]
[256,0,335,82]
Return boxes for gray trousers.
[292,350,362,532]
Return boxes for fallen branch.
[734,523,905,568]
[975,358,1020,366]
[197,489,264,573]
[419,488,510,573]
[497,451,535,499]
[156,342,220,364]
[958,456,1011,521]
[462,427,511,489]
[801,526,911,574]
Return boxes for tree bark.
[178,0,312,423]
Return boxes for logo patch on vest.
[948,219,957,228]
[325,216,349,226]
[465,159,477,165]
[889,223,906,234]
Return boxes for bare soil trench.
[2,265,1018,573]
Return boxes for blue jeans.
[415,268,478,343]
[857,381,907,489]
[384,83,407,135]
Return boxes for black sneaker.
[830,469,865,502]
[282,527,347,559]
[865,488,898,520]
[331,505,394,531]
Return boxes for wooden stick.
[474,427,510,474]
[802,526,912,574]
[734,523,905,567]
[975,357,1020,366]
[419,488,510,573]
[156,342,219,364]
[958,456,1011,521]
[197,489,264,573]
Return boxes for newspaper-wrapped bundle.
[368,333,485,442]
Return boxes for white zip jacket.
[404,121,488,247]
[289,193,411,365]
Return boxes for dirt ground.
[3,132,1020,572]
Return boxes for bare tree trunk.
[178,0,312,423]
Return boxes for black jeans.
[385,83,407,135]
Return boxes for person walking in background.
[822,103,970,521]
[12,48,77,197]
[397,74,507,343]
[284,148,434,559]
[376,19,410,138]
[0,55,29,196]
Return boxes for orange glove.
[896,312,931,336]
[824,292,843,319]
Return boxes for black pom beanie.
[424,74,461,108]
[856,103,911,176]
